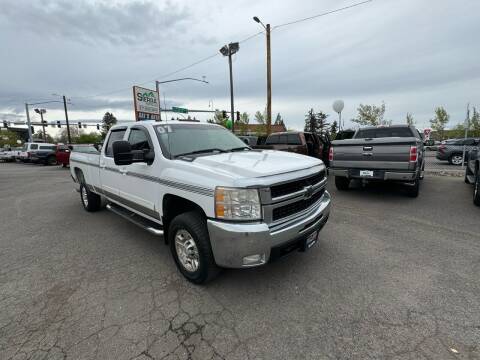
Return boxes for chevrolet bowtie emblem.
[304,185,314,199]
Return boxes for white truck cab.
[70,121,331,283]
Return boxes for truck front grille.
[272,188,325,221]
[270,170,325,199]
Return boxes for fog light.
[242,254,266,266]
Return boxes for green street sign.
[172,106,188,114]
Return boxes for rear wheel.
[335,176,350,191]
[169,211,219,284]
[45,155,56,166]
[406,178,420,198]
[473,170,480,206]
[449,154,463,166]
[465,166,473,184]
[80,183,102,212]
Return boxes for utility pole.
[25,103,33,142]
[253,17,272,134]
[266,23,272,135]
[40,111,46,141]
[228,53,235,133]
[462,103,470,170]
[62,95,72,144]
[155,81,162,121]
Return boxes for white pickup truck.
[70,121,331,283]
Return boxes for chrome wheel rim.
[174,229,200,272]
[81,186,88,207]
[451,155,463,165]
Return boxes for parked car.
[30,144,58,165]
[0,147,20,162]
[329,125,425,197]
[69,121,331,284]
[238,135,258,146]
[56,144,98,167]
[436,138,480,165]
[18,142,56,162]
[254,131,331,165]
[464,146,480,206]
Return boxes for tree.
[101,112,117,139]
[55,126,82,144]
[330,120,338,139]
[240,112,250,125]
[406,113,415,126]
[304,109,330,135]
[352,102,386,126]
[430,107,449,140]
[0,129,21,147]
[254,110,266,124]
[274,113,284,126]
[77,132,103,144]
[471,107,480,132]
[33,129,54,143]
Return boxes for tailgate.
[331,138,416,170]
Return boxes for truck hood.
[190,150,323,179]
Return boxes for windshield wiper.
[174,148,227,158]
[228,146,251,152]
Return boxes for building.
[234,123,287,136]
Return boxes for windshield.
[155,124,248,158]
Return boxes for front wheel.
[449,154,464,166]
[169,211,219,284]
[45,155,57,166]
[80,183,102,212]
[473,171,480,206]
[335,176,350,191]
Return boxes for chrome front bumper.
[207,191,331,268]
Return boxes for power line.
[273,0,373,30]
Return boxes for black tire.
[473,170,480,207]
[79,183,102,212]
[168,211,220,284]
[406,178,420,198]
[62,163,67,168]
[44,155,56,166]
[335,176,350,191]
[465,166,472,184]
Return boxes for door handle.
[362,153,373,156]
[99,163,106,168]
[363,146,373,151]
[119,168,127,174]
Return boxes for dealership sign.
[133,86,160,121]
[423,128,432,140]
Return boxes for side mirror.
[112,140,133,166]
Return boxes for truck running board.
[106,203,164,236]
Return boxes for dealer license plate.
[360,170,374,177]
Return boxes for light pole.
[34,108,47,141]
[52,94,72,144]
[219,42,240,132]
[253,16,272,135]
[155,77,208,121]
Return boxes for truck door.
[118,126,160,221]
[99,128,127,198]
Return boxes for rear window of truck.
[355,127,413,139]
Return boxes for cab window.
[105,129,126,157]
[128,128,151,151]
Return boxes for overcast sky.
[1,0,479,133]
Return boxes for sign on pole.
[423,128,432,141]
[133,86,160,121]
[172,106,188,114]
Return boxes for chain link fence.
[424,138,479,173]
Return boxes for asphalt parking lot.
[1,162,479,360]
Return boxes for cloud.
[0,0,191,46]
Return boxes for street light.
[155,77,208,121]
[253,16,272,135]
[52,94,72,144]
[219,42,239,132]
[34,108,47,141]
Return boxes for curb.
[425,169,464,177]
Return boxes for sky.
[1,0,479,135]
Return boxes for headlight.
[215,187,262,221]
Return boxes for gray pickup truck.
[329,125,425,197]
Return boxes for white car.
[0,147,19,162]
[18,142,56,162]
[69,121,331,283]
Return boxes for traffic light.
[222,110,227,119]
[96,124,100,130]
[57,121,61,128]
[78,122,82,128]
[236,111,240,121]
[31,126,34,134]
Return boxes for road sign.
[423,128,432,141]
[133,86,160,121]
[172,106,188,114]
